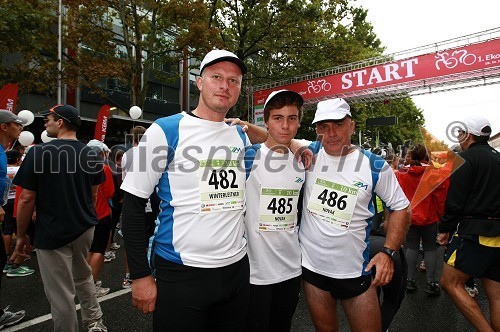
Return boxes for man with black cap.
[121,49,250,331]
[13,104,107,332]
[438,115,500,332]
[0,110,26,329]
[298,98,410,332]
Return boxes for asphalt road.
[1,237,490,331]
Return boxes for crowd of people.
[0,49,498,332]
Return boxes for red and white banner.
[0,84,19,113]
[94,105,111,142]
[253,38,500,108]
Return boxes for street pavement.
[1,236,490,331]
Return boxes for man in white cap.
[438,116,500,331]
[299,98,410,331]
[121,49,250,331]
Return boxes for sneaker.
[419,260,426,271]
[406,279,417,292]
[103,251,116,263]
[122,277,133,289]
[6,266,35,277]
[2,263,13,274]
[0,305,25,329]
[94,281,110,298]
[424,282,441,296]
[87,320,108,332]
[110,242,120,250]
[117,229,123,237]
[465,285,479,298]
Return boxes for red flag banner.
[94,105,111,142]
[253,38,500,107]
[0,84,19,113]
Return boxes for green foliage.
[0,0,426,146]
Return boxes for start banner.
[252,38,500,121]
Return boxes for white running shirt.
[245,144,305,285]
[121,112,250,268]
[299,146,409,279]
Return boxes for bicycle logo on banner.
[307,79,332,94]
[435,49,477,70]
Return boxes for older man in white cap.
[299,98,410,332]
[438,116,500,332]
[121,49,250,331]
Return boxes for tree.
[0,0,59,93]
[0,0,219,110]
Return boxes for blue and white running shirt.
[299,147,409,279]
[121,112,250,268]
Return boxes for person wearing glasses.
[14,104,108,332]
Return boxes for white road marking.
[3,288,131,331]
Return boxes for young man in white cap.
[244,90,305,332]
[121,49,251,331]
[299,98,410,331]
[14,104,107,332]
[438,116,500,332]
[0,110,26,329]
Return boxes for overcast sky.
[354,0,500,145]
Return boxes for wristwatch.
[382,247,399,261]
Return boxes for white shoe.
[87,320,108,332]
[0,305,25,329]
[103,251,116,263]
[110,242,120,250]
[95,281,110,298]
[465,286,479,298]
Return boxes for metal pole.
[57,0,63,104]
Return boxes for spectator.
[14,105,107,332]
[0,110,26,329]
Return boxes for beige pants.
[37,227,103,332]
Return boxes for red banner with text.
[0,84,19,113]
[253,38,500,114]
[94,105,111,142]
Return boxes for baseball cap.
[312,98,351,124]
[199,50,247,75]
[40,104,81,126]
[0,110,27,125]
[263,89,304,109]
[87,139,105,153]
[461,116,491,136]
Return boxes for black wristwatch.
[382,247,399,261]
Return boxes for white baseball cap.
[462,116,491,136]
[87,139,106,153]
[199,50,247,75]
[263,89,303,109]
[312,98,351,124]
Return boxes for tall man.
[438,116,500,332]
[244,90,305,332]
[0,110,26,329]
[121,49,250,331]
[299,98,410,332]
[14,105,107,332]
